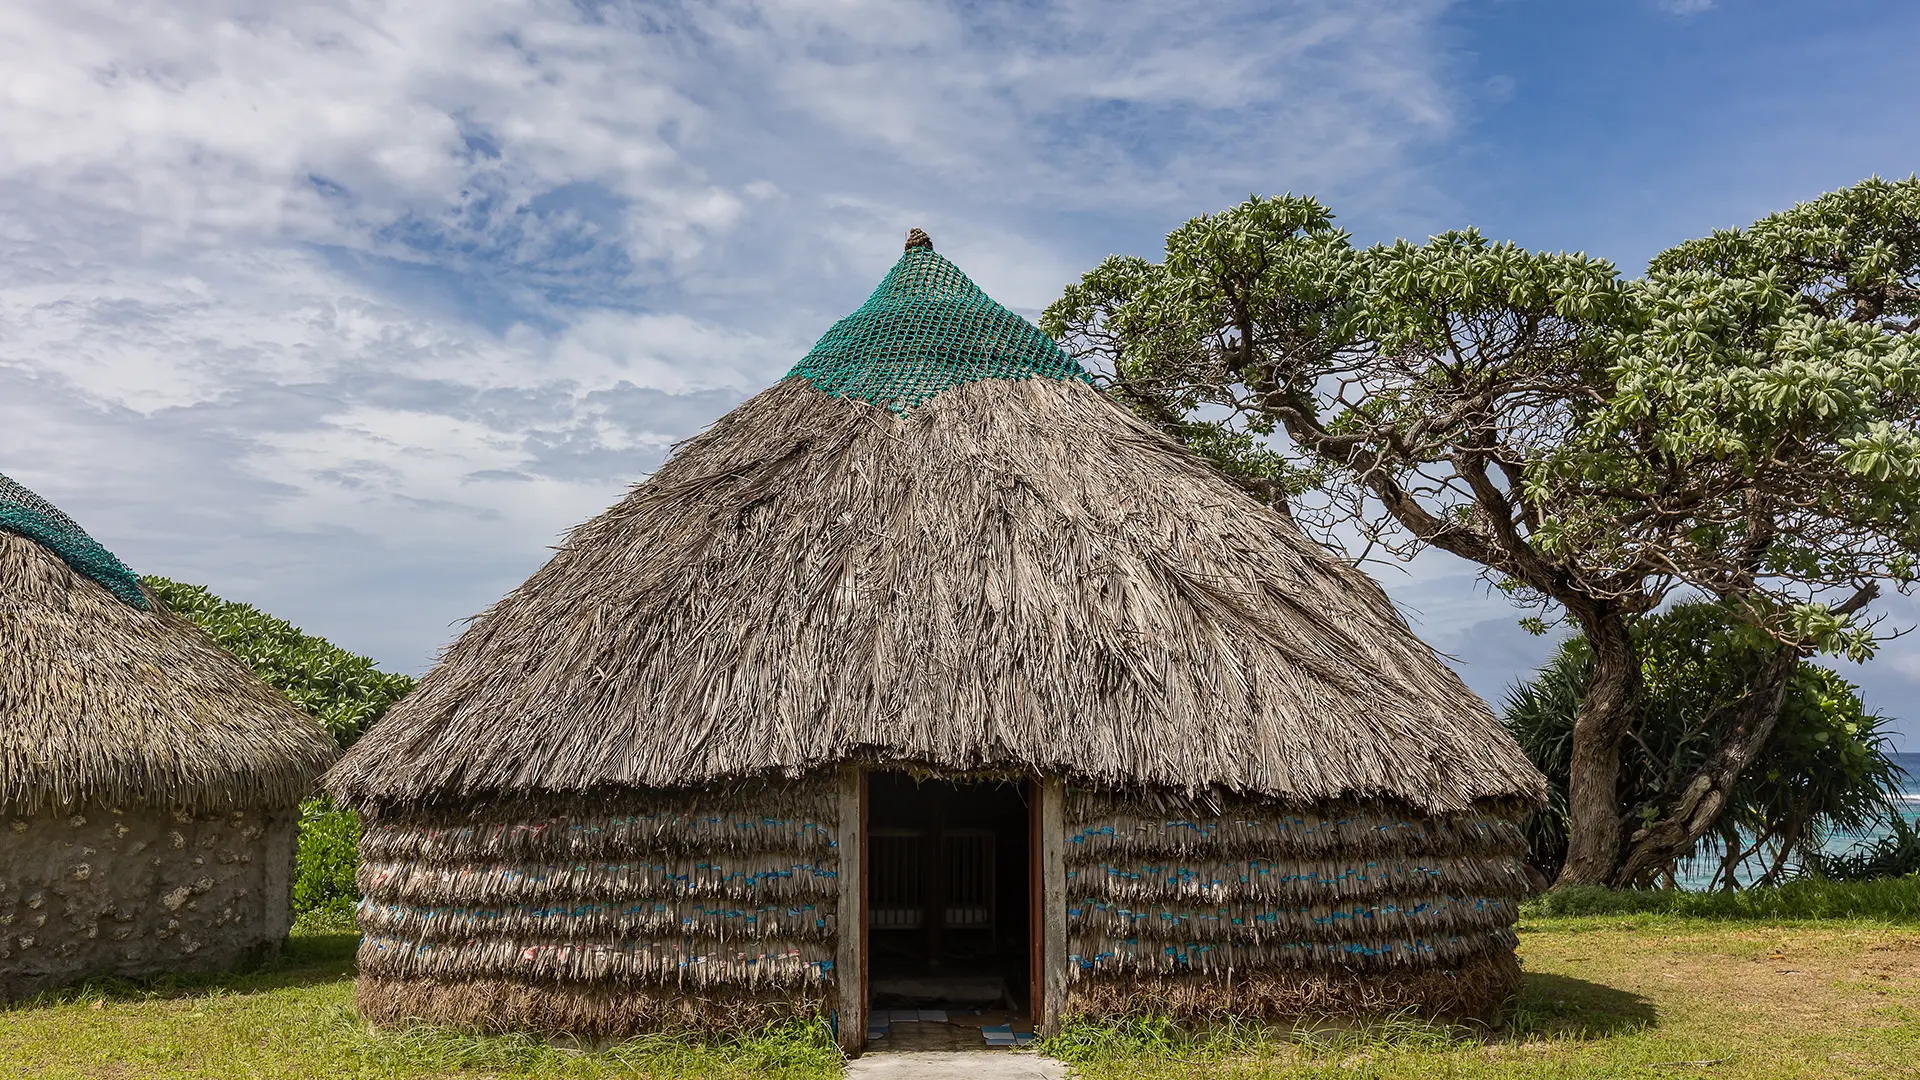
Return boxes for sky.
[3,0,1917,746]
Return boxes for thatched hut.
[326,231,1546,1049]
[0,474,337,999]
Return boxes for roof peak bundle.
[0,472,147,609]
[785,229,1091,412]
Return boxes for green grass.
[7,882,1919,1079]
[1525,874,1920,920]
[1045,908,1920,1079]
[0,934,841,1080]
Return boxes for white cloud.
[0,0,1465,671]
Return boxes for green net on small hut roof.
[787,228,1090,411]
[0,472,148,609]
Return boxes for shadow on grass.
[1044,973,1657,1069]
[1502,971,1656,1040]
[3,932,359,1011]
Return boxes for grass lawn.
[4,911,1916,1079]
[0,933,839,1080]
[1053,912,1920,1080]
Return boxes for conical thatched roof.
[329,236,1545,815]
[1,475,338,813]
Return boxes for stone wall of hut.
[353,777,841,1037]
[1062,788,1533,1021]
[0,802,297,1000]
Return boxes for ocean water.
[1892,751,1920,828]
[1672,751,1920,889]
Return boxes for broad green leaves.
[1049,178,1920,659]
[147,577,415,749]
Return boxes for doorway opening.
[864,773,1033,1046]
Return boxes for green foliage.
[1526,875,1920,920]
[292,798,362,927]
[145,576,414,749]
[1536,177,1920,657]
[1503,602,1908,883]
[1043,193,1635,556]
[1799,813,1920,882]
[1045,179,1919,643]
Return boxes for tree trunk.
[1610,642,1800,888]
[1715,821,1743,891]
[1757,806,1809,888]
[1554,611,1641,888]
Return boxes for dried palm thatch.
[352,781,840,1031]
[0,483,337,814]
[328,255,1543,812]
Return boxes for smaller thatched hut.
[0,474,338,1000]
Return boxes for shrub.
[145,577,414,748]
[293,798,361,927]
[1798,812,1920,882]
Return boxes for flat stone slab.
[847,1050,1069,1079]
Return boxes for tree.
[1042,178,1920,887]
[1503,602,1907,888]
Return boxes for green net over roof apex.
[788,236,1089,411]
[0,472,148,609]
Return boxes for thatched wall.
[353,777,840,1037]
[1062,788,1531,1022]
[0,801,297,1000]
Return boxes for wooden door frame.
[835,766,868,1054]
[1028,778,1042,1021]
[1030,774,1066,1036]
[849,769,1062,1050]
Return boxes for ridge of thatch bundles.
[1063,788,1532,1020]
[0,520,337,814]
[327,373,1544,814]
[353,781,839,1035]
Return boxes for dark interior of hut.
[866,773,1032,1018]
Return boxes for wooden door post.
[835,766,866,1054]
[1038,775,1067,1036]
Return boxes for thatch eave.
[1,532,339,814]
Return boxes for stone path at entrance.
[846,1050,1069,1079]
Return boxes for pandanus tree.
[1043,177,1920,887]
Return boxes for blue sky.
[2,0,1916,745]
